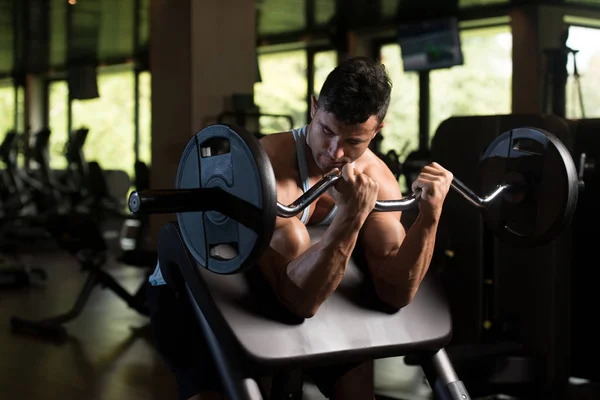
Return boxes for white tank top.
[291,125,338,226]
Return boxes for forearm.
[281,213,365,317]
[370,214,439,309]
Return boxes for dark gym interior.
[0,0,599,399]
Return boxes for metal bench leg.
[187,284,262,400]
[421,348,471,400]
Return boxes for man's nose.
[328,138,344,160]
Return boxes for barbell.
[128,124,580,274]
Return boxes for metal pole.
[133,0,141,161]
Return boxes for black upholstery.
[429,114,574,399]
[568,118,600,382]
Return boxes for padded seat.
[158,222,467,400]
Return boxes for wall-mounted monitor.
[397,17,464,72]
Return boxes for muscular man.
[146,56,453,400]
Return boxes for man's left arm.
[358,168,441,310]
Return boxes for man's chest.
[289,176,336,224]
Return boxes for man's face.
[307,97,384,172]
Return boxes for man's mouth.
[320,154,346,170]
[323,160,340,169]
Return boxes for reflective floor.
[0,243,598,400]
[0,246,177,400]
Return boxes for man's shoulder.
[361,149,399,187]
[259,130,299,182]
[361,149,387,173]
[259,130,293,150]
[260,129,296,140]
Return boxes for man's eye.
[324,130,334,136]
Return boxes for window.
[48,69,149,174]
[0,82,25,166]
[378,44,420,159]
[48,81,69,170]
[0,82,16,144]
[315,0,335,26]
[378,44,420,192]
[313,50,337,97]
[138,71,152,166]
[430,25,512,138]
[254,50,307,133]
[565,25,600,118]
[71,67,136,178]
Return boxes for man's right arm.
[258,211,366,318]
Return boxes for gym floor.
[1,242,599,400]
[0,242,176,400]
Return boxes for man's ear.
[310,95,318,119]
[373,121,386,138]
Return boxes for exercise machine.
[0,131,49,289]
[426,114,579,399]
[9,134,152,341]
[9,211,150,342]
[127,122,579,399]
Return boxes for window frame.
[372,18,513,152]
[255,43,338,131]
[44,62,149,171]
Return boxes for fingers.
[411,175,445,194]
[412,163,452,185]
[333,163,377,192]
[420,162,453,179]
[327,167,340,175]
[339,162,358,188]
[420,166,445,177]
[412,178,437,201]
[412,172,448,187]
[341,162,356,182]
[356,172,379,191]
[411,165,453,200]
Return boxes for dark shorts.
[147,282,359,399]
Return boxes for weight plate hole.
[209,243,239,260]
[512,138,544,155]
[504,222,529,238]
[201,137,231,158]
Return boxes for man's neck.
[303,138,326,179]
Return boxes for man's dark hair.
[317,56,392,125]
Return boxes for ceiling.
[255,0,512,36]
[0,0,148,78]
[0,0,598,78]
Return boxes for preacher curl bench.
[130,122,579,399]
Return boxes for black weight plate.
[480,127,579,247]
[176,124,277,274]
